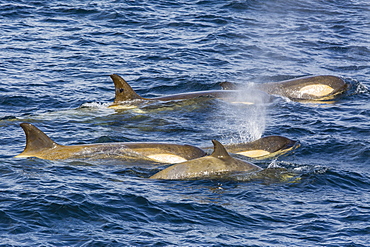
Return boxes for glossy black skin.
[220,75,348,101]
[110,74,271,105]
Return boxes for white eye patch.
[299,84,334,97]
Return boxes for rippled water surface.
[1,0,369,246]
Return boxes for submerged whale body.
[150,140,262,180]
[220,75,348,101]
[204,135,299,159]
[109,74,271,108]
[15,123,206,163]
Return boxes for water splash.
[79,102,112,109]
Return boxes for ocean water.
[1,0,369,246]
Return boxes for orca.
[220,75,348,101]
[203,135,299,159]
[108,74,270,108]
[15,123,206,163]
[149,140,262,180]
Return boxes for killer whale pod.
[15,124,298,162]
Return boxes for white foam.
[267,159,282,169]
[80,102,111,109]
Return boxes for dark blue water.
[1,0,370,246]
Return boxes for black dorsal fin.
[210,140,231,159]
[16,123,58,157]
[110,74,147,103]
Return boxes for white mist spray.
[216,83,268,144]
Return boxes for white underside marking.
[147,154,187,164]
[237,150,270,158]
[14,154,29,158]
[299,84,334,97]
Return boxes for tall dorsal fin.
[110,74,147,103]
[210,140,231,159]
[15,123,58,157]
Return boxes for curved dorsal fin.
[15,123,58,157]
[210,140,231,159]
[110,74,147,103]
